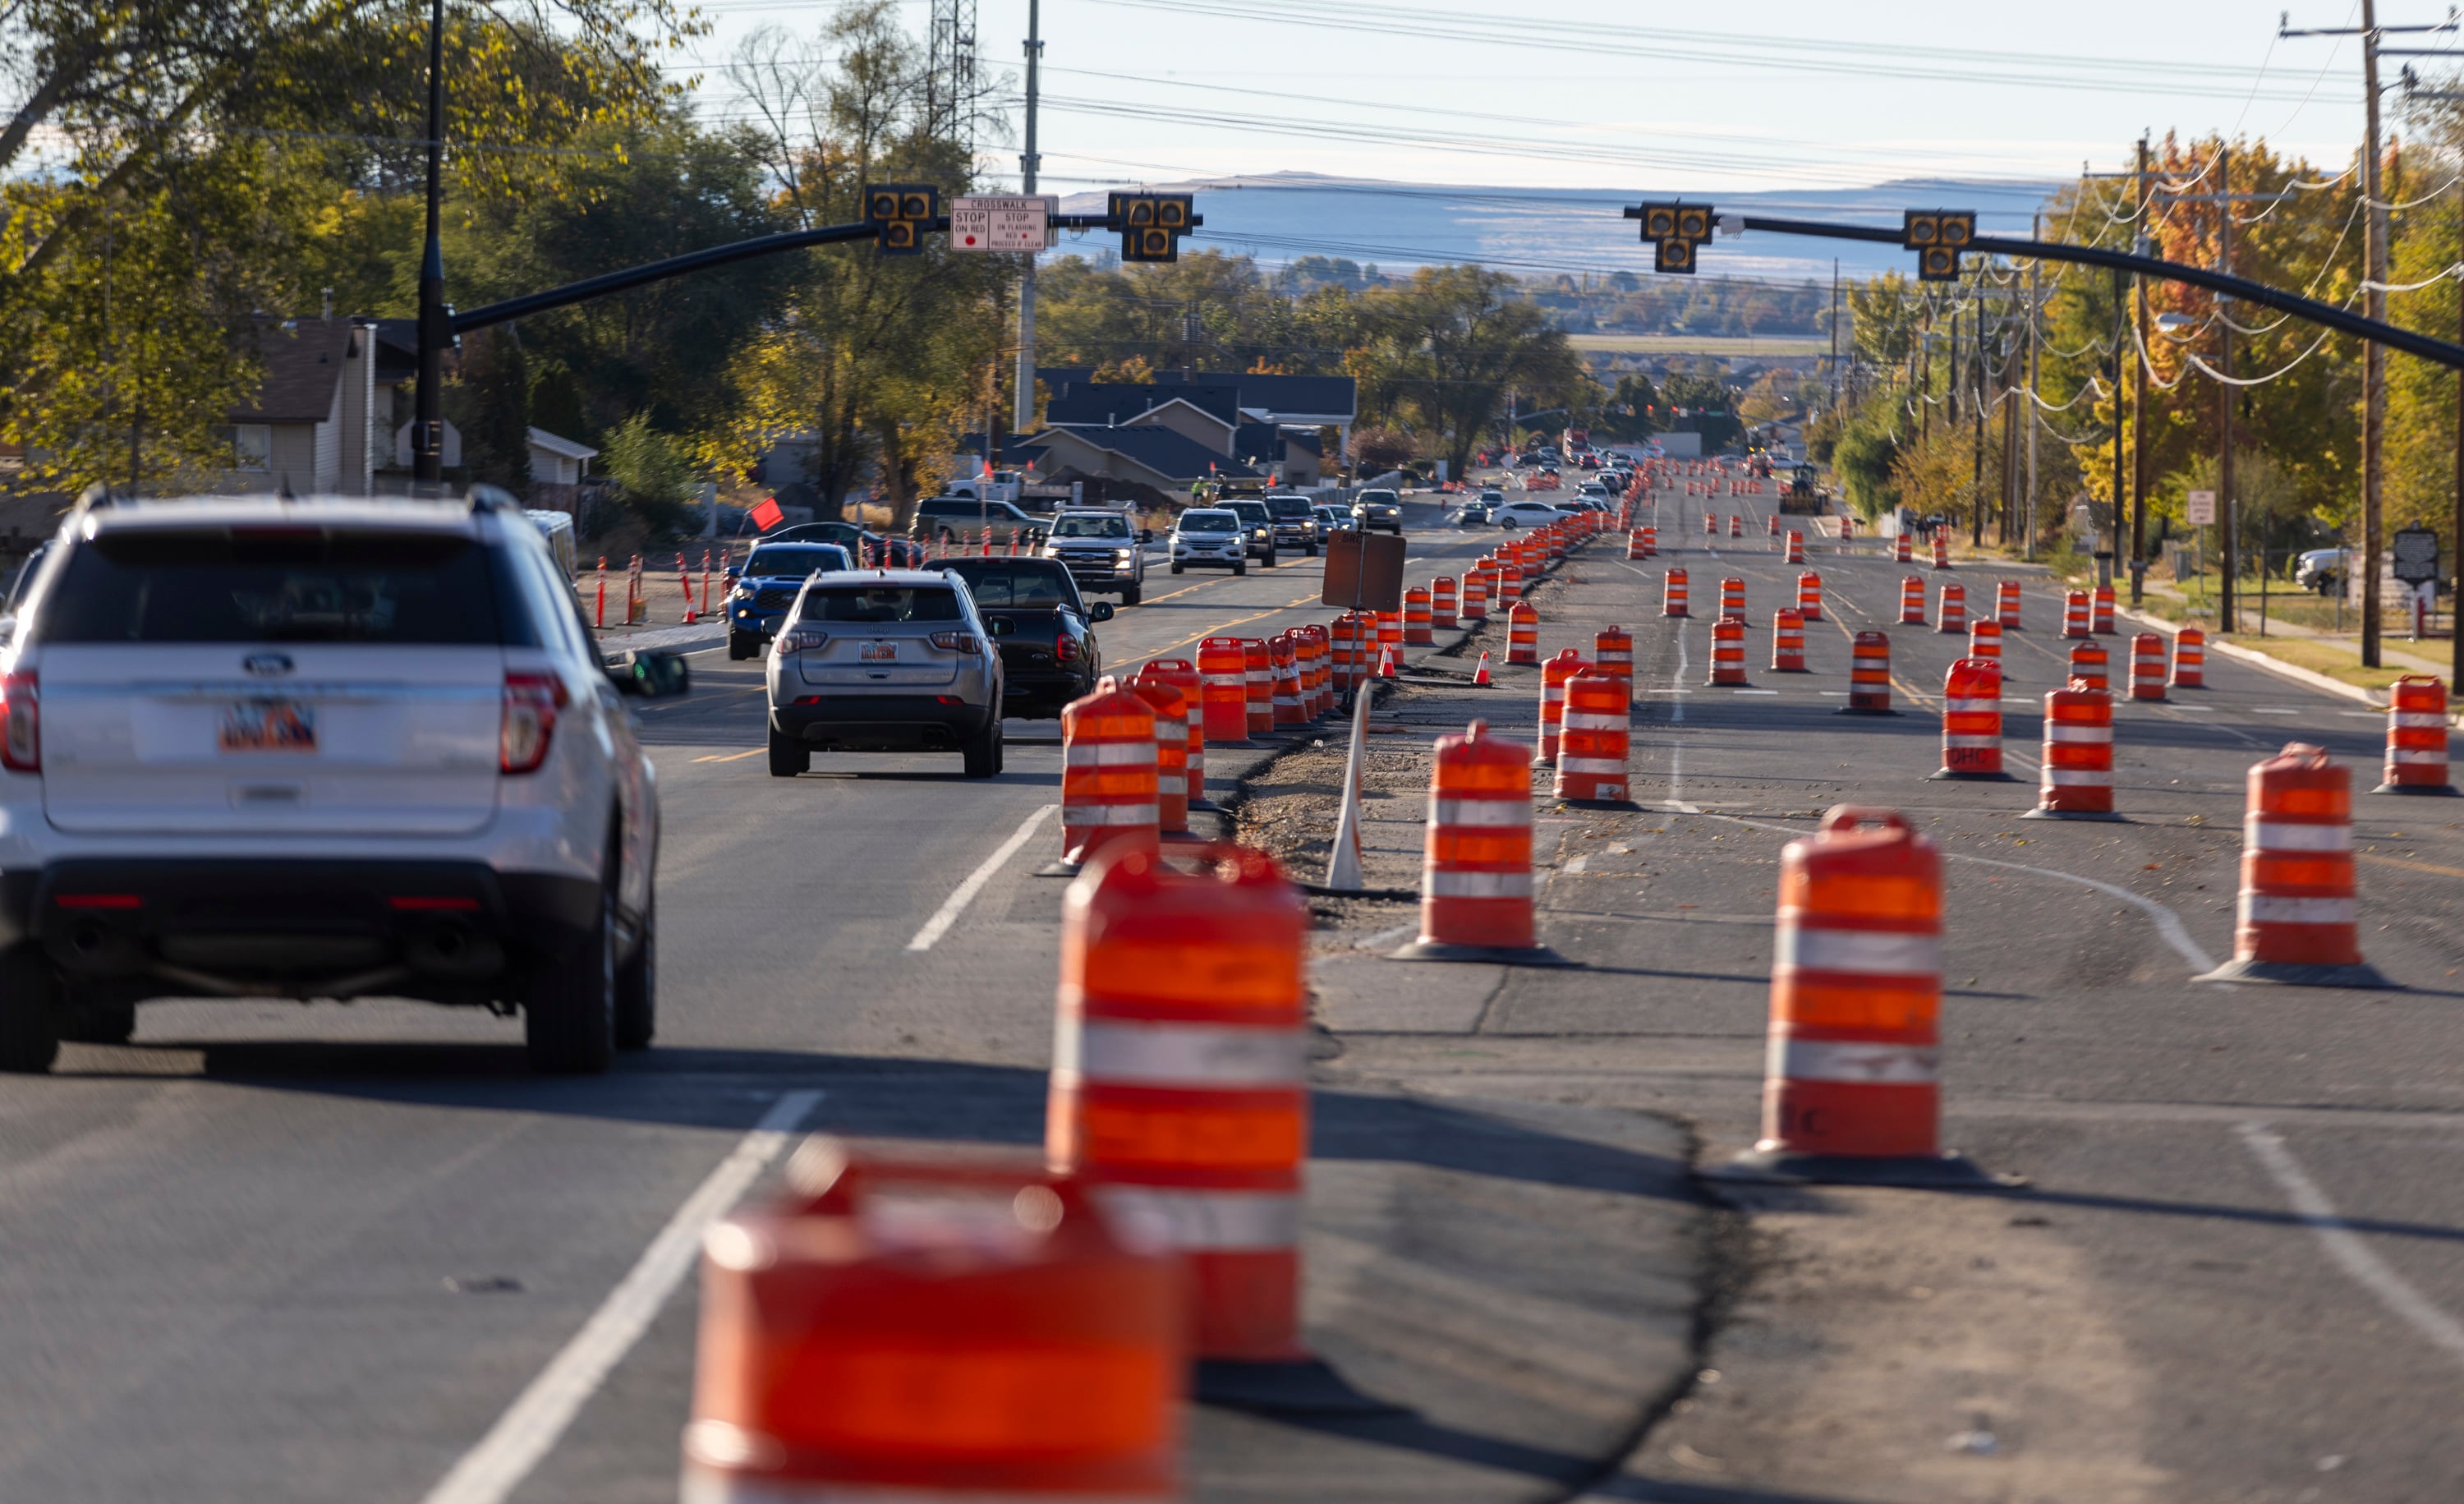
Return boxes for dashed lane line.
[415,1090,823,1504]
[904,803,1060,952]
[689,748,763,764]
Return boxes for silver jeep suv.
[765,569,1005,778]
[0,491,662,1075]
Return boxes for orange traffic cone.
[1472,651,1492,687]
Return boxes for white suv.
[0,492,661,1074]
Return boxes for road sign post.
[948,195,1057,252]
[2187,490,2217,612]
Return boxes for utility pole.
[1971,301,1988,546]
[2281,3,2460,662]
[1011,0,1042,435]
[412,0,447,490]
[2025,212,2041,561]
[1828,258,1841,413]
[2221,145,2240,633]
[2108,264,2126,588]
[2131,134,2153,603]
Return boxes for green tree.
[600,412,696,533]
[1347,265,1585,479]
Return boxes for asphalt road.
[0,503,1514,1504]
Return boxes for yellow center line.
[2358,853,2464,880]
[690,748,765,764]
[1152,593,1324,655]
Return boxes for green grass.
[1569,333,1828,356]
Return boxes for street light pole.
[413,0,447,490]
[1010,0,1041,435]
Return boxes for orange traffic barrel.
[1996,578,2023,629]
[2068,640,2108,692]
[2195,744,2388,987]
[1966,619,2002,669]
[2091,584,2117,634]
[1142,657,1207,810]
[1930,657,2009,782]
[1593,625,1634,697]
[2025,679,2118,821]
[1841,513,1857,540]
[1375,610,1403,655]
[1431,576,1459,628]
[1707,615,1749,687]
[1771,609,1807,673]
[1840,631,1895,715]
[1720,576,1747,619]
[1545,527,1568,563]
[1462,570,1491,622]
[1268,633,1304,728]
[1930,531,1951,570]
[1626,530,1649,559]
[1703,511,1717,536]
[1124,675,1193,834]
[1048,841,1315,1358]
[1796,571,1823,621]
[1198,637,1251,747]
[1403,586,1434,646]
[1935,581,1966,634]
[1506,600,1541,665]
[1241,638,1274,738]
[1049,679,1161,875]
[1392,721,1565,965]
[2062,590,2090,638]
[1894,531,1913,564]
[1728,514,1745,538]
[1302,624,1332,718]
[1785,530,1805,564]
[2172,626,2206,688]
[1662,568,1690,619]
[1495,559,1523,605]
[1536,648,1586,765]
[1639,526,1657,557]
[1713,807,2011,1188]
[1768,514,1781,541]
[686,1146,1184,1503]
[1898,575,1926,624]
[2374,675,2455,795]
[2129,632,2168,701]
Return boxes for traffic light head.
[1625,200,1716,276]
[863,182,940,255]
[1902,209,1975,282]
[1110,192,1197,263]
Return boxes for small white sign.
[2185,489,2216,526]
[949,195,1055,252]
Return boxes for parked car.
[908,496,1048,549]
[1262,494,1322,556]
[1351,488,1404,534]
[726,540,857,660]
[1171,509,1249,575]
[940,558,1112,719]
[1494,499,1573,528]
[1041,508,1147,605]
[2295,547,2352,596]
[1223,499,1280,565]
[765,569,1005,778]
[0,490,664,1074]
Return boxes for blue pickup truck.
[725,540,855,659]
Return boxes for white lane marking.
[2238,1123,2464,1372]
[904,803,1060,952]
[2252,707,2299,715]
[1735,688,1779,696]
[2338,710,2384,718]
[1666,617,1699,814]
[416,1089,824,1504]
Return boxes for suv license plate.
[860,642,898,661]
[220,699,317,752]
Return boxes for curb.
[2115,601,2462,724]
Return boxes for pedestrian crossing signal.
[864,183,940,255]
[1902,209,1975,283]
[1625,200,1715,276]
[1110,192,1197,263]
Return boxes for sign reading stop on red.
[949,195,1057,251]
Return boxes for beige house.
[223,319,379,495]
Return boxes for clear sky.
[673,0,2436,195]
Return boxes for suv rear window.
[38,528,513,645]
[1179,512,1236,530]
[797,586,963,623]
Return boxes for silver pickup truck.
[1041,508,1147,606]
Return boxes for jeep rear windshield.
[38,528,514,645]
[797,586,963,623]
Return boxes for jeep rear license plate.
[860,642,898,661]
[220,699,317,752]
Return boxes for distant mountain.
[1053,172,2066,285]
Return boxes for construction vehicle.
[1778,462,1827,516]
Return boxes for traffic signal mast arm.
[1733,214,2464,372]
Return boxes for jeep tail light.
[1055,633,1078,663]
[500,671,564,775]
[781,627,828,654]
[928,631,979,652]
[1,670,37,772]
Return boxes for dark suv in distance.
[1262,494,1321,556]
[939,558,1112,718]
[1223,499,1280,566]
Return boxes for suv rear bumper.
[0,858,595,996]
[773,696,994,751]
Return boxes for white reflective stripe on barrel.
[2041,769,2112,786]
[1066,742,1156,766]
[1945,736,1999,749]
[1426,869,1535,898]
[1945,698,1998,714]
[1768,1037,1939,1084]
[1062,803,1158,825]
[2242,895,2357,926]
[1433,798,1530,827]
[1562,711,1625,730]
[1054,1016,1307,1088]
[2045,725,2111,743]
[2389,749,2448,765]
[2393,711,2449,728]
[1774,920,1940,976]
[1089,1186,1301,1252]
[2246,820,2351,851]
[1557,757,1625,774]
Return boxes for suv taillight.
[928,631,980,652]
[500,671,565,775]
[0,670,36,772]
[781,627,828,654]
